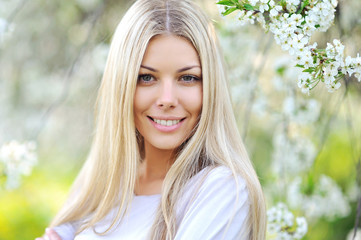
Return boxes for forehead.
[141,34,201,68]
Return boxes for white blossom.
[287,175,351,221]
[237,10,256,25]
[294,217,308,239]
[256,13,267,30]
[326,79,341,92]
[324,69,335,84]
[346,228,361,240]
[286,0,300,5]
[267,203,308,239]
[259,0,270,13]
[272,132,316,174]
[0,141,38,189]
[330,0,338,7]
[286,4,297,13]
[283,97,320,124]
[270,5,282,17]
[218,0,361,93]
[249,0,260,6]
[293,34,309,49]
[297,72,312,94]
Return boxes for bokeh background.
[0,0,360,239]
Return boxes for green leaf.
[276,66,287,76]
[295,64,304,68]
[303,68,314,73]
[313,55,317,64]
[279,0,287,8]
[244,4,254,10]
[315,24,320,28]
[217,0,236,6]
[302,173,315,196]
[223,7,238,16]
[296,0,309,14]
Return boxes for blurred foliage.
[0,0,360,239]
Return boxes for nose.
[156,79,177,109]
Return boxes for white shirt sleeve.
[53,222,76,240]
[174,167,250,240]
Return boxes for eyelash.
[181,75,200,82]
[138,74,154,83]
[137,74,201,84]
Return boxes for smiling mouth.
[148,117,185,126]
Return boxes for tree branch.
[242,34,273,141]
[6,0,30,25]
[32,2,107,140]
[353,166,361,240]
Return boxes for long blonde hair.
[50,0,266,239]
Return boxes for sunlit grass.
[0,161,78,240]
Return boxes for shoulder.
[178,165,249,217]
[191,166,248,198]
[175,166,250,239]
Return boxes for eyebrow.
[140,65,201,73]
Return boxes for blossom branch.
[217,0,361,94]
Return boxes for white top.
[53,166,250,240]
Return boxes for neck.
[140,144,176,180]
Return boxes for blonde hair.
[50,0,266,239]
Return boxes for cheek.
[183,87,203,116]
[133,90,147,129]
[134,89,151,114]
[195,91,203,114]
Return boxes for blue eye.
[138,74,154,83]
[181,75,200,82]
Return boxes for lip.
[148,116,184,121]
[147,116,185,132]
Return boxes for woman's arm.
[35,228,62,240]
[36,222,76,240]
[175,167,250,240]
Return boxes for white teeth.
[153,118,181,126]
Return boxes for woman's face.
[134,34,202,153]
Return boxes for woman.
[38,0,266,239]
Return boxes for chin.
[154,143,182,151]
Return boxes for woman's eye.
[138,74,154,83]
[181,75,199,82]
